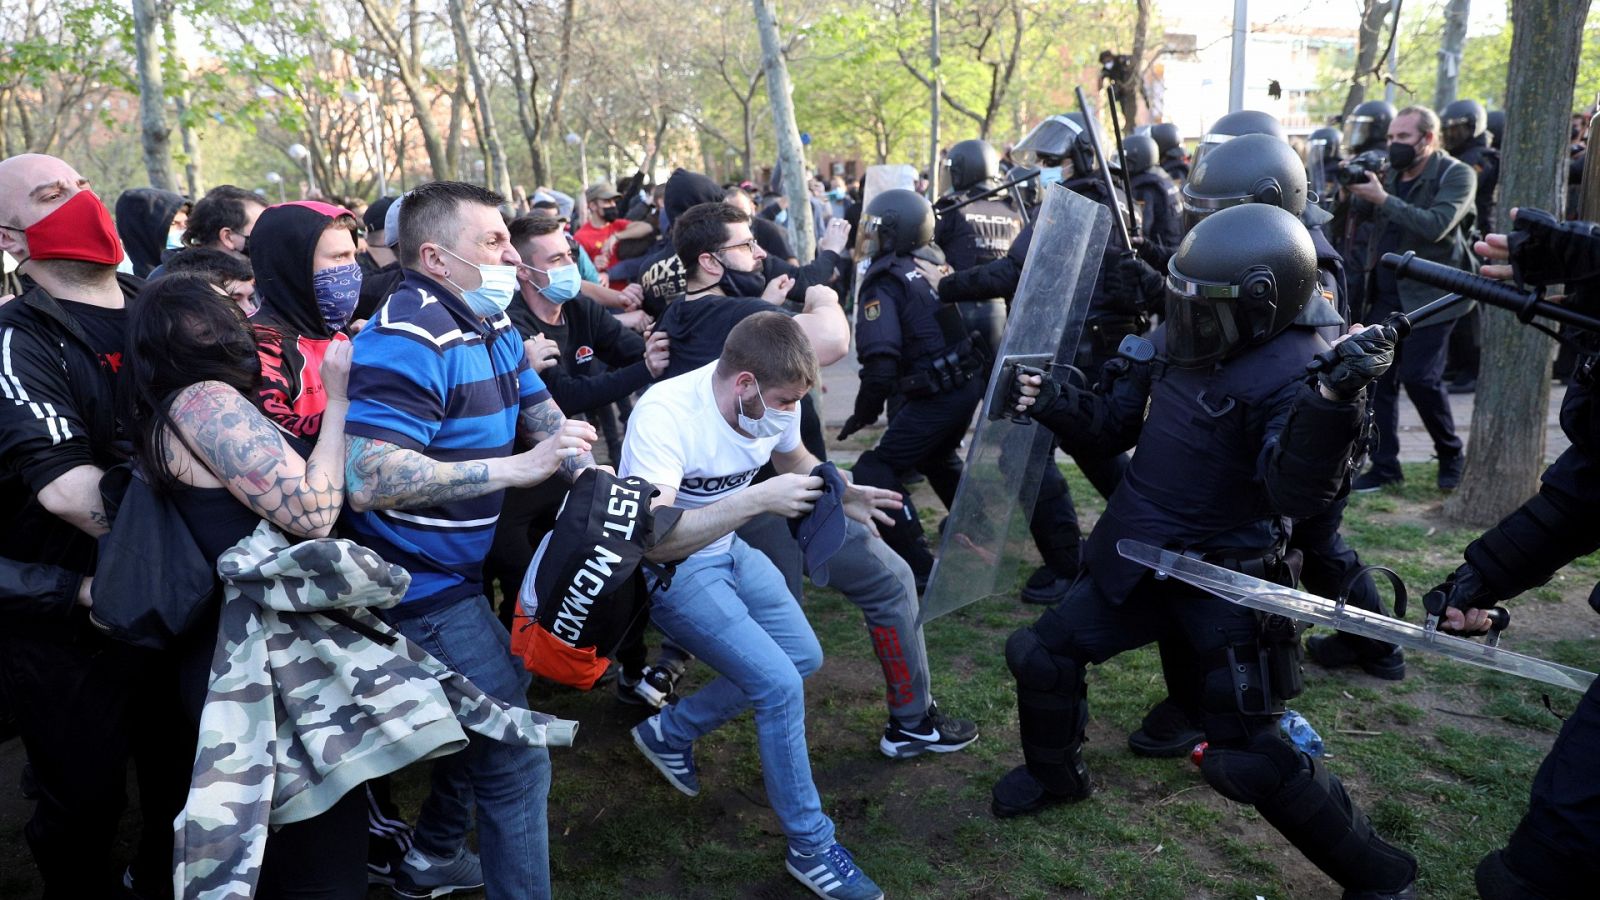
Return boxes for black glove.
[1104,252,1163,313]
[1005,367,1061,420]
[1314,325,1395,400]
[837,413,876,441]
[1422,562,1498,617]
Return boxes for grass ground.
[2,463,1595,898]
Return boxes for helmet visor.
[1344,115,1382,151]
[1013,116,1083,168]
[1164,271,1245,367]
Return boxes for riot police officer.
[991,203,1417,900]
[1309,125,1345,208]
[1345,100,1398,155]
[838,189,986,588]
[1119,132,1183,267]
[1149,122,1189,183]
[1192,109,1285,167]
[1439,99,1499,394]
[934,138,1025,356]
[1128,133,1401,759]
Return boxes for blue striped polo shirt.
[344,271,549,612]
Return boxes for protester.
[115,186,190,278]
[0,152,189,899]
[1348,105,1477,492]
[353,192,408,330]
[725,184,795,262]
[358,194,398,275]
[159,246,256,315]
[620,311,900,900]
[573,182,653,285]
[179,184,266,260]
[341,180,597,900]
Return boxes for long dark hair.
[123,274,262,492]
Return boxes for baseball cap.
[382,193,406,248]
[789,462,849,587]
[363,196,396,238]
[584,182,622,203]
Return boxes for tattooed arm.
[37,465,111,537]
[518,396,598,481]
[166,379,348,538]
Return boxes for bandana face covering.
[16,190,124,266]
[312,262,362,331]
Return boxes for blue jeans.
[650,537,834,853]
[384,596,552,900]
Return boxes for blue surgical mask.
[1038,166,1064,188]
[166,229,184,251]
[312,262,362,331]
[439,245,519,317]
[525,261,582,304]
[736,376,798,438]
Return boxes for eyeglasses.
[715,238,761,255]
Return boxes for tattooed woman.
[123,273,368,899]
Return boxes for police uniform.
[849,246,984,586]
[933,187,1024,356]
[1129,165,1183,266]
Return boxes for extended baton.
[1105,86,1141,243]
[1383,250,1600,336]
[1074,86,1133,251]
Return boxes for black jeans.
[1370,318,1463,477]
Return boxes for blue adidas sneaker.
[631,714,699,796]
[786,842,884,900]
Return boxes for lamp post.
[265,170,285,204]
[287,142,318,198]
[565,132,590,195]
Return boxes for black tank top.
[171,485,267,563]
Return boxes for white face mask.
[736,376,798,438]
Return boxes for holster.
[899,338,985,398]
[1203,548,1307,715]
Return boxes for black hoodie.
[114,188,187,278]
[248,201,354,455]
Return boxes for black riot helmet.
[1308,126,1343,163]
[1013,114,1096,175]
[945,139,1001,192]
[1344,100,1396,153]
[1440,99,1488,153]
[864,189,935,257]
[1118,134,1160,175]
[1149,122,1182,157]
[1486,109,1506,149]
[1164,203,1317,368]
[1181,133,1314,232]
[1193,109,1285,169]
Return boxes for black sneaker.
[632,664,681,708]
[1437,453,1465,492]
[1306,633,1406,681]
[1020,565,1072,605]
[879,704,978,758]
[991,762,1090,819]
[1352,469,1403,493]
[614,669,649,706]
[1127,699,1205,759]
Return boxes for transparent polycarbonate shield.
[1117,540,1597,693]
[850,164,920,312]
[1306,140,1334,212]
[920,185,1112,622]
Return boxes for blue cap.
[789,461,849,586]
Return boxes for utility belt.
[898,339,986,399]
[1084,314,1148,353]
[1191,547,1307,718]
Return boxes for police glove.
[1004,367,1061,419]
[837,413,876,441]
[1423,562,1497,614]
[1313,325,1395,401]
[1118,254,1165,313]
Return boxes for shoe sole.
[1359,659,1407,681]
[785,861,884,900]
[879,732,978,759]
[1351,482,1400,493]
[631,727,699,797]
[990,789,1087,820]
[633,683,669,708]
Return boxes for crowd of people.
[0,85,1597,900]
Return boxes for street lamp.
[265,171,285,204]
[343,86,388,197]
[565,131,590,194]
[287,142,319,198]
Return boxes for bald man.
[0,154,187,899]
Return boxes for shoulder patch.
[863,300,881,321]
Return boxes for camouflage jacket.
[174,522,578,900]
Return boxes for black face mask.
[714,254,767,298]
[600,206,621,223]
[1388,138,1420,171]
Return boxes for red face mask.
[21,190,124,266]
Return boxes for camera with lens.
[1335,149,1390,186]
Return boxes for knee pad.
[1005,627,1081,695]
[1200,731,1302,804]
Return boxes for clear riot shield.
[850,165,920,311]
[1306,139,1333,212]
[1117,540,1598,693]
[920,185,1112,622]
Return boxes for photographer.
[1348,105,1478,492]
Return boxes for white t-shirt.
[619,361,801,558]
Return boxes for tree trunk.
[1341,0,1392,118]
[355,0,450,181]
[1433,0,1472,110]
[130,0,176,191]
[1445,0,1592,527]
[447,0,512,203]
[162,6,202,197]
[752,0,815,262]
[1125,0,1152,123]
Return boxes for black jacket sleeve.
[539,362,653,418]
[766,250,844,301]
[1033,357,1153,457]
[0,556,82,620]
[934,213,979,271]
[594,306,647,369]
[938,223,1031,304]
[853,354,899,425]
[0,319,96,494]
[1260,381,1365,519]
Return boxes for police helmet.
[1014,114,1096,175]
[945,139,1001,192]
[1308,126,1343,163]
[1193,110,1285,169]
[1486,109,1506,149]
[1181,133,1313,232]
[1344,100,1396,153]
[1118,134,1160,175]
[1440,99,1488,153]
[1164,203,1317,367]
[864,189,935,257]
[1149,123,1183,157]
